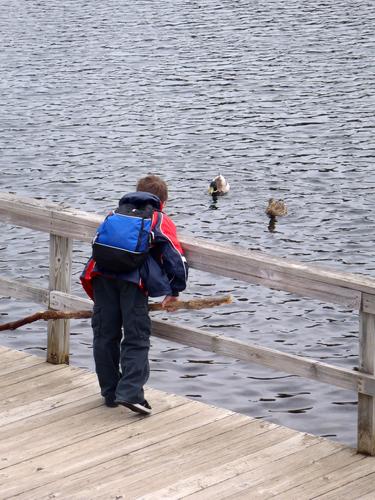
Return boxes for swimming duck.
[266,198,288,217]
[208,175,230,196]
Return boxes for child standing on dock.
[81,175,188,414]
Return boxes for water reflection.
[268,215,277,232]
[209,194,219,210]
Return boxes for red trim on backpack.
[80,258,98,300]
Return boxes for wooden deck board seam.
[227,446,365,499]
[0,379,99,426]
[291,455,374,499]
[0,394,103,439]
[0,402,199,472]
[0,364,68,388]
[136,433,325,500]
[1,350,375,498]
[312,470,375,500]
[5,416,268,497]
[0,408,235,496]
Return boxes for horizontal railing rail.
[1,192,375,309]
[0,192,374,455]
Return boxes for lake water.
[1,0,375,447]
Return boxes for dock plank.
[0,360,65,388]
[20,413,252,499]
[0,391,188,469]
[230,447,364,499]
[181,439,345,499]
[0,370,95,411]
[279,455,375,499]
[0,376,98,428]
[0,349,38,364]
[0,402,231,496]
[314,473,375,500]
[137,433,320,500]
[0,353,47,376]
[350,476,375,500]
[0,348,375,499]
[0,389,100,439]
[0,364,78,399]
[95,424,297,500]
[0,347,25,358]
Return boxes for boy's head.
[136,175,168,203]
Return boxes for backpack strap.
[150,210,161,243]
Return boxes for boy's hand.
[161,295,179,309]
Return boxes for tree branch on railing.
[0,295,232,332]
[0,310,92,331]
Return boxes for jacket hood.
[119,192,161,210]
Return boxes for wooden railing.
[1,192,375,455]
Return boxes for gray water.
[1,0,375,447]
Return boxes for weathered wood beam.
[50,291,375,397]
[0,277,49,306]
[1,193,375,308]
[1,285,375,396]
[181,238,367,308]
[0,192,99,242]
[49,291,93,311]
[182,238,362,309]
[151,318,375,398]
[358,311,375,455]
[362,293,375,315]
[47,235,72,365]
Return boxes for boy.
[81,175,188,414]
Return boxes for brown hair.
[136,175,168,203]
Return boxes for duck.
[208,175,230,196]
[266,198,288,218]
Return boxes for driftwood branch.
[0,295,232,332]
[154,295,232,312]
[0,310,92,331]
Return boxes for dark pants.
[91,276,151,403]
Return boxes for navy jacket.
[81,192,188,298]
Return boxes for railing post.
[47,234,72,364]
[358,309,375,455]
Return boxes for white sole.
[116,401,152,415]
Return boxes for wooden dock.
[1,346,374,500]
[1,191,375,495]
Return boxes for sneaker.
[104,396,118,408]
[115,399,152,415]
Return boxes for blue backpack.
[92,203,155,273]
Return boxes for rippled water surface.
[1,0,375,447]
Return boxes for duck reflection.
[209,194,219,210]
[268,215,277,232]
[266,198,287,233]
